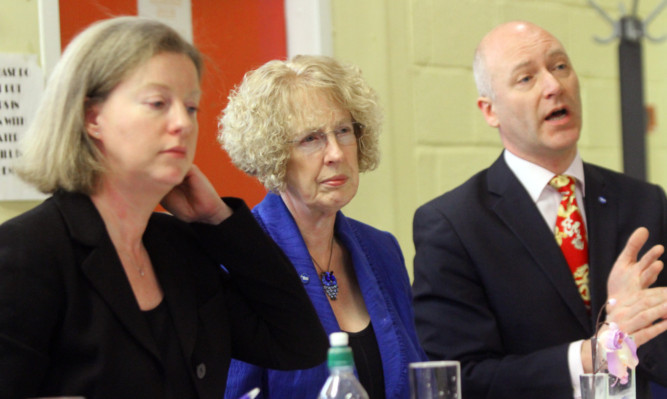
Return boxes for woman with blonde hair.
[220,55,426,399]
[0,17,326,399]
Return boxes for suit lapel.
[582,164,617,317]
[335,215,404,399]
[55,192,161,360]
[253,193,340,332]
[82,244,162,359]
[486,156,591,333]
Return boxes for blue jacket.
[224,193,426,399]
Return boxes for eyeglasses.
[288,121,363,155]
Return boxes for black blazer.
[0,191,327,399]
[413,154,667,399]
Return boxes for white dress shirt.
[503,149,587,399]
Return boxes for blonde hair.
[16,16,202,194]
[219,55,382,192]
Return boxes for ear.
[84,99,102,138]
[477,96,499,128]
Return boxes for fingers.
[183,164,204,183]
[616,227,649,266]
[640,260,664,288]
[607,227,663,298]
[629,318,667,348]
[636,243,665,274]
[183,164,219,199]
[160,187,192,220]
[173,164,230,224]
[160,165,197,220]
[609,287,667,347]
[604,227,667,349]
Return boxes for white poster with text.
[0,53,46,201]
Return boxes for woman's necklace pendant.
[321,271,338,300]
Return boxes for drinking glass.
[590,335,636,399]
[607,368,635,399]
[409,360,461,399]
[581,373,609,399]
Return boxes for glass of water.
[409,360,461,399]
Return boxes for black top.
[348,322,386,399]
[144,300,196,399]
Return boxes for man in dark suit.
[412,21,667,399]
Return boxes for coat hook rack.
[588,0,667,181]
[588,0,667,43]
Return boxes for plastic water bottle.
[318,332,369,399]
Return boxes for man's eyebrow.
[509,60,532,76]
[546,49,569,60]
[509,49,569,76]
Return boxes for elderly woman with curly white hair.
[219,55,426,399]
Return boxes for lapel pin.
[300,273,310,284]
[598,196,607,204]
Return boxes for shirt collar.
[503,149,586,202]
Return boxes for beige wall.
[332,0,667,278]
[0,0,42,223]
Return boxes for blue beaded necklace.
[310,234,338,300]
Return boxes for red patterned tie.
[549,175,591,311]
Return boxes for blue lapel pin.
[598,196,607,204]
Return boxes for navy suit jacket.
[413,154,667,399]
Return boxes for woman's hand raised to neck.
[161,165,232,225]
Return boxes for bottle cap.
[329,332,348,347]
[327,332,354,369]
